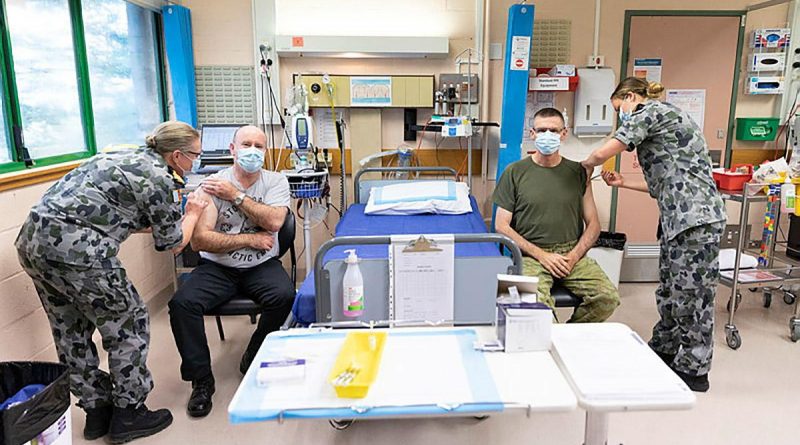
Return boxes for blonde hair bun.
[144,121,199,155]
[647,81,665,99]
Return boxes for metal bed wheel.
[784,292,797,305]
[763,291,772,308]
[329,419,355,430]
[726,293,742,312]
[726,327,742,350]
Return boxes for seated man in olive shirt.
[493,108,619,322]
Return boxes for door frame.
[609,10,746,231]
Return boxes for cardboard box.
[496,302,553,352]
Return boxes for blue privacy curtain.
[161,5,197,127]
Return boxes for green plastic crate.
[735,117,780,141]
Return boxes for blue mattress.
[291,196,499,325]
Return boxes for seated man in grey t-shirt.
[169,125,294,418]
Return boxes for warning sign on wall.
[510,36,531,71]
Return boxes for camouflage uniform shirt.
[15,147,184,266]
[614,100,725,241]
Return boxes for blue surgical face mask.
[534,131,561,155]
[618,99,633,123]
[237,147,265,173]
[191,157,202,173]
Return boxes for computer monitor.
[200,124,242,159]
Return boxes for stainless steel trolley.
[720,182,800,349]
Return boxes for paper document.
[389,234,455,322]
[633,58,662,83]
[314,109,347,149]
[666,89,706,131]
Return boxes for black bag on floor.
[0,362,70,445]
[594,231,627,251]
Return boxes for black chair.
[499,245,582,314]
[203,210,297,341]
[552,284,582,312]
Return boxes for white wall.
[0,181,176,362]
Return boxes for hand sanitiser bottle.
[343,249,364,317]
[782,177,796,214]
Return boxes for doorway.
[612,11,745,280]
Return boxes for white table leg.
[584,411,608,445]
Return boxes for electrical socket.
[317,152,333,163]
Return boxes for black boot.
[108,404,173,444]
[653,350,676,366]
[83,404,113,440]
[673,370,710,392]
[188,374,215,418]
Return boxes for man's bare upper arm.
[582,180,600,227]
[195,190,218,234]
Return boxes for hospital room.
[2,0,800,444]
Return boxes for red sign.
[514,59,524,68]
[292,36,304,47]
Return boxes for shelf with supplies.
[719,182,800,348]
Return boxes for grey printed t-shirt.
[200,167,290,268]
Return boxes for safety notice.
[510,36,531,71]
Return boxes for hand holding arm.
[170,192,208,255]
[601,170,649,193]
[189,191,276,253]
[201,178,287,232]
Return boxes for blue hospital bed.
[290,167,517,325]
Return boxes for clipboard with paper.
[388,234,455,322]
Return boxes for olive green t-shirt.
[493,157,587,246]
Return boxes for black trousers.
[169,258,295,381]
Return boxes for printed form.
[389,234,455,323]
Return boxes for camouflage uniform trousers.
[650,222,723,376]
[17,251,153,409]
[521,240,620,322]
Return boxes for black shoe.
[673,370,710,392]
[83,404,113,440]
[653,351,676,366]
[188,375,215,418]
[108,404,173,444]
[240,349,257,376]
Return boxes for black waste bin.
[0,362,70,445]
[594,231,627,251]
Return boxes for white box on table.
[496,302,552,353]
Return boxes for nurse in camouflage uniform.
[581,77,725,393]
[15,121,208,443]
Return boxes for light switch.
[717,129,725,139]
[489,43,503,60]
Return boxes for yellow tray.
[328,331,387,399]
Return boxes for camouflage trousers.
[650,222,723,376]
[17,251,153,409]
[522,240,620,323]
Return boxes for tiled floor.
[68,283,799,445]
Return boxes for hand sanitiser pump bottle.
[782,177,796,214]
[343,249,364,317]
